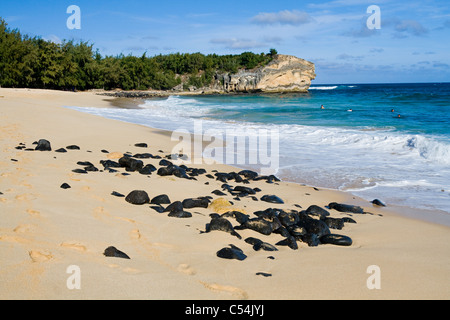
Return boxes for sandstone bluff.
[215,54,316,94]
[100,54,316,98]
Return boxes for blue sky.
[1,0,449,84]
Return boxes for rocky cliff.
[98,54,316,98]
[210,54,316,93]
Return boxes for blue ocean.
[70,83,450,220]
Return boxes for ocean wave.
[309,85,357,90]
[308,86,338,90]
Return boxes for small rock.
[256,272,272,278]
[261,195,284,204]
[134,143,148,148]
[60,183,71,189]
[111,191,125,198]
[103,246,131,259]
[371,199,386,207]
[168,211,192,218]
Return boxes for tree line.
[0,18,277,91]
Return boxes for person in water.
[321,105,325,109]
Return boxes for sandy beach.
[0,88,449,300]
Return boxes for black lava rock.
[305,205,330,218]
[100,160,121,169]
[372,199,386,207]
[328,202,364,214]
[35,139,52,151]
[237,218,273,236]
[205,217,242,239]
[299,217,331,238]
[182,197,210,209]
[72,169,88,174]
[216,245,247,261]
[125,190,150,205]
[111,191,125,198]
[320,234,353,247]
[60,183,71,189]
[168,211,192,218]
[119,157,144,172]
[151,194,171,205]
[134,143,148,148]
[164,201,184,213]
[103,246,131,259]
[261,195,284,204]
[276,236,298,250]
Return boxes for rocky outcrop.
[97,54,316,97]
[212,54,316,93]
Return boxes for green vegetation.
[0,18,276,91]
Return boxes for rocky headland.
[98,54,316,99]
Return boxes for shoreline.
[93,90,450,228]
[1,88,449,300]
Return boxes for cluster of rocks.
[122,181,367,262]
[17,138,384,262]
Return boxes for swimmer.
[347,109,353,112]
[391,109,395,113]
[321,105,325,109]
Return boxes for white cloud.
[251,10,312,26]
[43,34,62,44]
[394,19,429,36]
[210,38,266,50]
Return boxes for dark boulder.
[164,201,184,213]
[299,217,331,238]
[237,218,273,236]
[205,217,241,239]
[305,205,330,218]
[216,245,247,261]
[320,234,353,247]
[151,194,171,205]
[182,197,210,209]
[125,190,150,205]
[328,202,364,214]
[35,139,52,151]
[119,157,144,172]
[276,236,298,250]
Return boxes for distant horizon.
[1,0,449,84]
[311,81,450,85]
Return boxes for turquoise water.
[68,83,450,220]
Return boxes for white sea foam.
[309,86,338,90]
[66,95,450,215]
